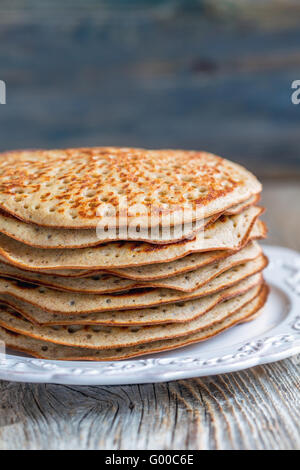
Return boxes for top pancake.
[0,147,261,228]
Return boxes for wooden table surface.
[0,180,299,450]
[1,0,300,179]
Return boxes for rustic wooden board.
[0,180,299,450]
[0,358,299,450]
[0,1,299,177]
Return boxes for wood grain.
[0,359,299,450]
[0,180,299,450]
[0,0,300,178]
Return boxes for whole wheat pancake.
[0,210,218,247]
[0,207,263,271]
[104,224,265,280]
[0,220,264,280]
[0,257,98,278]
[224,194,260,215]
[0,241,261,293]
[0,194,260,249]
[0,263,140,294]
[0,148,262,229]
[0,284,263,349]
[0,274,262,326]
[143,242,261,292]
[0,256,268,314]
[0,285,268,360]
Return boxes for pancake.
[0,219,265,279]
[0,241,261,293]
[0,274,263,326]
[0,148,262,228]
[26,221,264,279]
[0,257,98,278]
[224,194,260,215]
[0,207,263,271]
[0,147,268,363]
[0,194,260,249]
[104,224,265,280]
[0,209,218,247]
[0,284,268,360]
[0,264,140,294]
[0,256,268,314]
[0,284,263,349]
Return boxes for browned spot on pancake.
[0,147,256,227]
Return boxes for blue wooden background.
[0,0,300,177]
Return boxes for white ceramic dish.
[0,245,299,385]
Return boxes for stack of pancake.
[0,148,268,361]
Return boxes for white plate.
[0,245,299,385]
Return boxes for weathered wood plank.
[0,1,300,177]
[0,358,299,450]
